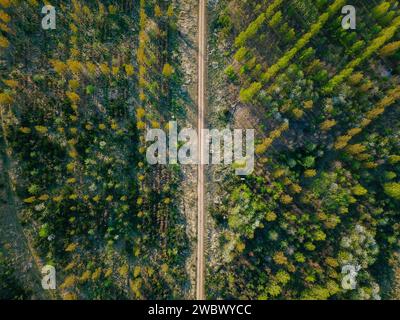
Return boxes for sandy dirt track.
[196,0,207,301]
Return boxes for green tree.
[239,82,262,103]
[384,183,400,200]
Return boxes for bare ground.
[175,0,199,299]
[0,145,51,299]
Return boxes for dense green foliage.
[208,0,400,300]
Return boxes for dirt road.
[196,0,207,301]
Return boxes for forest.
[1,0,400,301]
[207,0,400,300]
[0,0,191,300]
